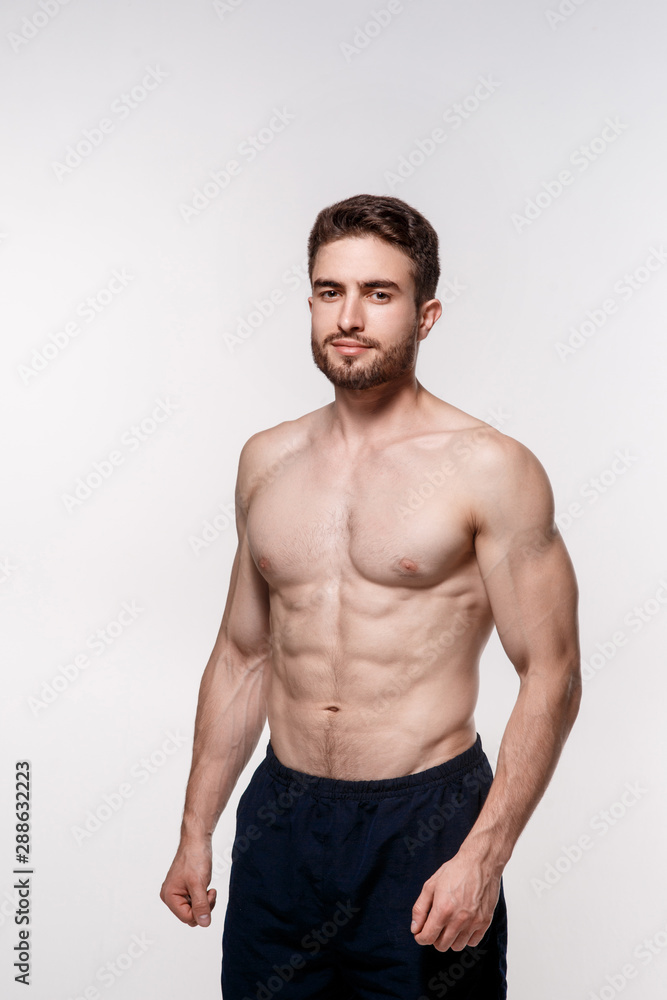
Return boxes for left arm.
[412,432,582,952]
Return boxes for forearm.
[180,638,271,843]
[461,661,582,869]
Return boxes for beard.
[311,319,419,390]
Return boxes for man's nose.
[337,295,364,332]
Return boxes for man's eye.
[322,290,338,298]
[373,292,389,300]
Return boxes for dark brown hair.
[307,194,440,307]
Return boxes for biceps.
[218,537,271,662]
[475,528,579,672]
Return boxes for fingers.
[193,887,218,925]
[160,879,217,927]
[186,882,218,927]
[424,914,491,953]
[435,924,472,952]
[190,887,210,925]
[410,882,434,936]
[159,882,198,925]
[412,882,491,951]
[463,925,487,949]
[414,906,455,948]
[160,841,216,928]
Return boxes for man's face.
[308,235,432,391]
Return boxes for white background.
[2,0,666,997]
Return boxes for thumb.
[411,883,434,934]
[190,884,213,927]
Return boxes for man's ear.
[417,298,442,341]
[308,296,313,313]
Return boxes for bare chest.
[246,445,475,589]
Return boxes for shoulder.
[236,404,330,511]
[416,394,516,465]
[424,400,541,477]
[461,426,556,535]
[457,422,550,482]
[238,404,328,470]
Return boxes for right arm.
[160,434,273,927]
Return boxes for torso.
[244,396,500,779]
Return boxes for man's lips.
[330,339,373,356]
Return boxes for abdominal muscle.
[264,579,493,780]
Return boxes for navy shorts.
[221,734,507,999]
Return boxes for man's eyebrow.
[312,278,401,291]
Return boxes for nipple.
[399,557,418,573]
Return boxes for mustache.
[322,334,380,349]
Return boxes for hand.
[410,849,502,952]
[160,839,217,927]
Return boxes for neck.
[327,371,429,447]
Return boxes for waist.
[266,699,478,781]
[262,732,487,799]
[266,667,479,778]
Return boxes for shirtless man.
[160,194,581,999]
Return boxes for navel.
[325,705,340,712]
